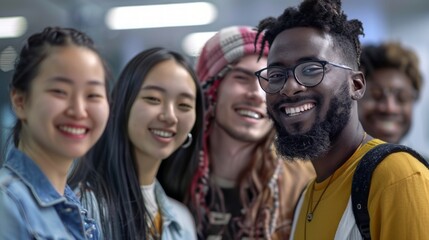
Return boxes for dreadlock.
[256,0,364,69]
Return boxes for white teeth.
[59,126,86,135]
[237,109,262,119]
[377,120,396,132]
[151,129,173,138]
[285,103,315,116]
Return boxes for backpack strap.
[351,143,429,240]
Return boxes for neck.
[18,142,71,195]
[311,123,369,182]
[208,124,260,182]
[135,153,161,186]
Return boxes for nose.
[158,104,178,125]
[246,80,266,103]
[66,94,88,119]
[279,71,306,97]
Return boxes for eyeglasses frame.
[254,60,353,93]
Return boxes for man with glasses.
[358,42,423,145]
[187,25,314,240]
[255,0,429,239]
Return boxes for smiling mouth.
[236,109,264,119]
[150,129,174,138]
[373,119,400,132]
[283,103,315,117]
[58,125,87,135]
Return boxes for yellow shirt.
[293,139,429,240]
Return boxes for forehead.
[143,59,196,95]
[234,54,267,68]
[369,68,414,89]
[268,27,336,66]
[35,46,105,84]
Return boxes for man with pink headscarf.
[188,25,315,240]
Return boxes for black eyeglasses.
[254,60,352,93]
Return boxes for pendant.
[307,213,313,222]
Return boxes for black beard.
[272,82,352,160]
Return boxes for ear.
[350,71,366,100]
[10,88,27,120]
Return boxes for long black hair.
[68,47,204,239]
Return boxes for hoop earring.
[182,133,192,148]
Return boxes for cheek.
[90,102,110,126]
[216,81,240,102]
[180,112,196,133]
[128,104,147,130]
[403,105,414,121]
[27,96,63,121]
[266,95,276,113]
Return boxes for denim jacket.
[154,180,197,240]
[0,148,99,240]
[82,180,196,240]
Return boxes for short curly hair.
[360,42,423,94]
[256,0,364,69]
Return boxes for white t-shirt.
[141,182,159,219]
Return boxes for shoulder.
[167,197,194,222]
[163,196,197,239]
[154,182,195,228]
[0,170,30,238]
[364,146,429,238]
[282,159,315,178]
[374,151,429,181]
[0,167,30,202]
[368,149,429,201]
[280,159,315,192]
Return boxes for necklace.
[305,131,367,222]
[306,174,333,222]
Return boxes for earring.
[352,93,361,100]
[182,133,193,148]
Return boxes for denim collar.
[154,180,182,233]
[4,147,79,207]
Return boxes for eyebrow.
[269,56,322,67]
[230,67,255,76]
[141,85,196,100]
[48,76,105,86]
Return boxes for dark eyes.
[368,89,416,104]
[48,89,106,100]
[142,96,161,104]
[142,96,193,111]
[49,89,67,95]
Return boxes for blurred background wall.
[1,0,428,159]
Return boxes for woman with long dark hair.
[69,47,204,239]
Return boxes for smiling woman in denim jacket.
[0,27,111,239]
[69,47,204,240]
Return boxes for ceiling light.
[106,2,217,30]
[0,16,27,39]
[182,31,216,57]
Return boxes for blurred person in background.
[358,42,423,144]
